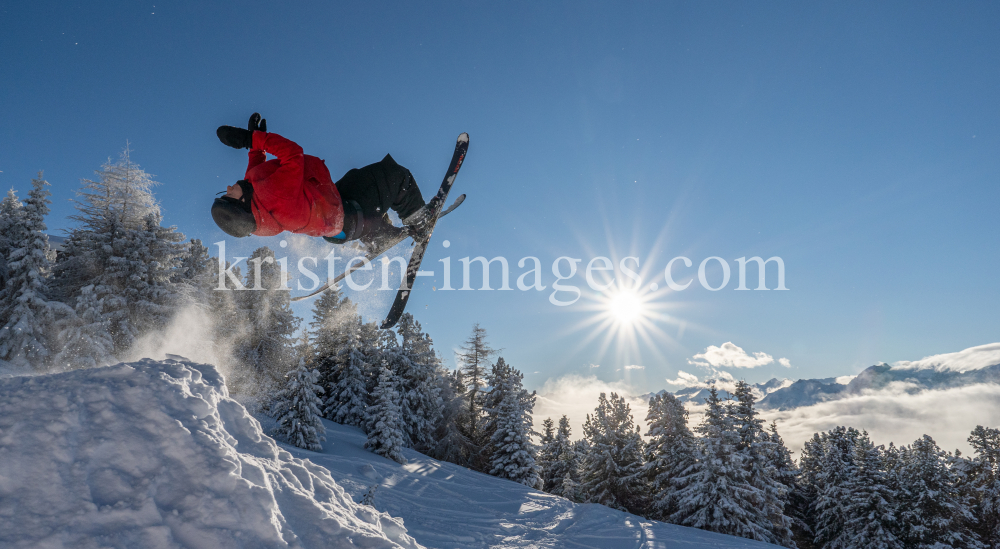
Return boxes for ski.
[289,193,466,303]
[380,132,469,329]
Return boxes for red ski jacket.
[245,131,343,237]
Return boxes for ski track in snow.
[276,420,781,549]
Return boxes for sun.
[607,288,644,326]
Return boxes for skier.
[211,113,430,246]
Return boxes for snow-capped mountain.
[648,344,1000,412]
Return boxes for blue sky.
[2,1,998,391]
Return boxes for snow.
[0,356,779,548]
[0,358,419,549]
[278,421,782,548]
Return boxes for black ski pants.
[334,154,425,221]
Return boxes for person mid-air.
[211,113,431,247]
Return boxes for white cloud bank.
[534,375,650,439]
[763,383,1000,457]
[688,342,790,369]
[892,343,1000,373]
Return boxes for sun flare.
[608,288,644,326]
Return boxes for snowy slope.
[274,421,781,549]
[0,358,420,549]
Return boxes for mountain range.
[644,343,1000,411]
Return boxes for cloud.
[533,375,649,440]
[589,364,600,368]
[624,365,645,370]
[834,375,856,385]
[892,343,1000,373]
[762,383,1000,457]
[665,370,702,388]
[689,342,774,369]
[778,358,792,368]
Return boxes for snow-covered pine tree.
[642,392,697,522]
[547,416,581,499]
[231,246,299,401]
[967,425,1000,548]
[173,238,215,304]
[0,189,24,306]
[50,147,178,357]
[52,284,115,370]
[308,287,344,393]
[365,364,407,464]
[731,381,794,547]
[455,323,496,449]
[671,385,767,541]
[394,313,443,452]
[0,175,68,370]
[810,426,868,548]
[271,358,326,451]
[427,368,476,466]
[479,356,513,468]
[895,434,982,549]
[482,359,539,487]
[537,417,558,491]
[328,305,371,429]
[207,259,245,358]
[128,212,185,336]
[836,439,904,549]
[580,392,646,514]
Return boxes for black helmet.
[212,180,256,237]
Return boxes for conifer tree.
[272,358,326,451]
[394,313,443,451]
[327,307,370,428]
[52,284,114,370]
[129,212,185,335]
[838,439,903,549]
[671,386,767,541]
[967,425,1000,547]
[731,381,794,546]
[581,392,646,513]
[308,288,344,389]
[548,416,580,499]
[482,358,538,486]
[537,417,558,491]
[0,189,24,311]
[174,239,215,304]
[895,435,982,549]
[455,323,496,446]
[0,175,66,370]
[365,365,407,464]
[642,392,697,522]
[810,426,867,548]
[231,246,299,400]
[51,147,180,356]
[427,368,476,466]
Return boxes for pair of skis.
[291,133,470,330]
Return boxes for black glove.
[216,126,253,149]
[248,112,267,133]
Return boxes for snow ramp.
[0,358,421,549]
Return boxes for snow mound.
[0,358,421,549]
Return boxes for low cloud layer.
[534,374,1000,459]
[534,375,650,439]
[762,383,1000,456]
[688,342,790,369]
[892,343,1000,373]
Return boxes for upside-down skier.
[211,113,469,329]
[211,113,432,247]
